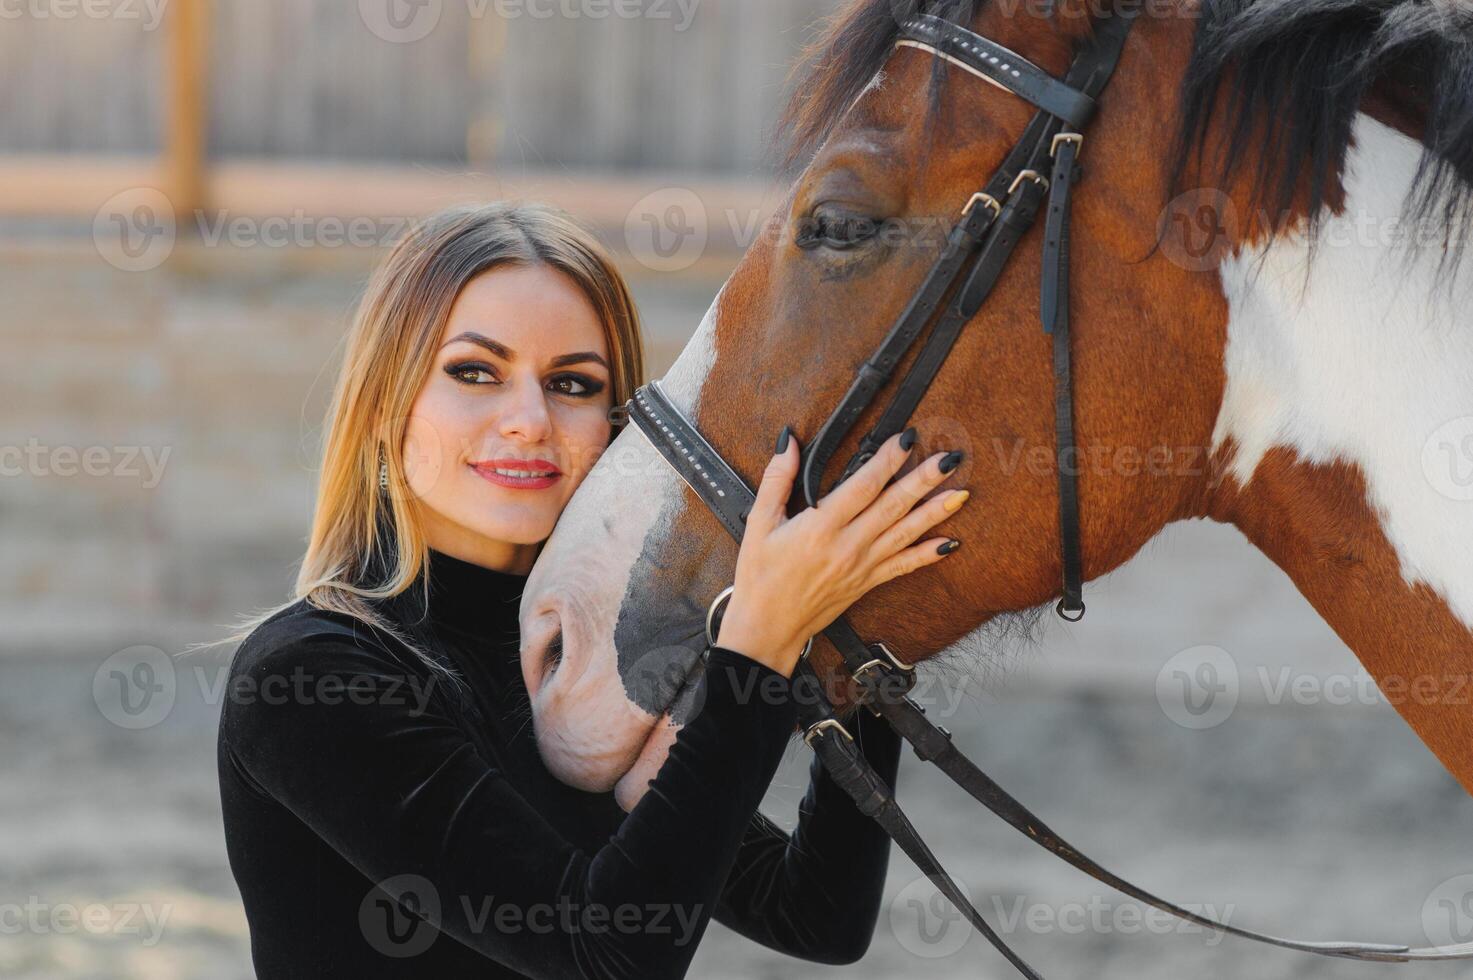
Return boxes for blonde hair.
[217,202,644,666]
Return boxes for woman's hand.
[712,426,969,678]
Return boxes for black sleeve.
[220,636,797,980]
[714,705,901,965]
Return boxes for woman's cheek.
[401,412,448,501]
[562,407,613,484]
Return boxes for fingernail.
[943,490,969,513]
[937,539,961,556]
[939,451,964,474]
[775,426,792,455]
[899,427,917,452]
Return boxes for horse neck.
[1204,111,1473,792]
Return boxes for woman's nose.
[498,379,553,443]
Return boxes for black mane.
[778,0,1473,239]
[1174,0,1473,237]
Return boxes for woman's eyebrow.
[442,331,609,370]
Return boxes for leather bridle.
[625,6,1473,975]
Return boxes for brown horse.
[517,0,1473,812]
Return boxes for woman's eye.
[446,361,496,385]
[795,208,881,251]
[549,375,605,398]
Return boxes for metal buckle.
[962,192,1002,220]
[1051,132,1084,158]
[852,641,918,706]
[1008,169,1049,196]
[705,583,814,660]
[804,717,853,747]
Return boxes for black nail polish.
[899,427,917,451]
[937,539,962,556]
[939,451,964,474]
[775,426,792,455]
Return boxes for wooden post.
[166,0,209,221]
[466,12,507,169]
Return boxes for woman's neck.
[421,521,541,576]
[379,547,531,640]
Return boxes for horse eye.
[796,207,881,251]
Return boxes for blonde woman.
[216,202,968,979]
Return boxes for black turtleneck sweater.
[217,549,901,979]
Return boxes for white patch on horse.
[518,288,727,787]
[659,285,721,412]
[1214,112,1473,628]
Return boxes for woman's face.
[402,263,615,572]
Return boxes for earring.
[379,457,389,491]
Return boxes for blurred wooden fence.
[0,0,838,172]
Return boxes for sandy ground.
[6,251,1473,979]
[7,520,1473,980]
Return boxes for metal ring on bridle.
[1056,597,1087,622]
[704,585,735,648]
[704,584,815,661]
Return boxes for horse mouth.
[611,713,684,811]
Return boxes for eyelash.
[795,208,882,251]
[443,360,606,398]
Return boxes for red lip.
[470,458,563,491]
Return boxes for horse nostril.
[542,629,564,683]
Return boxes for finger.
[866,536,960,589]
[745,426,799,539]
[846,448,963,544]
[815,427,916,525]
[870,487,970,560]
